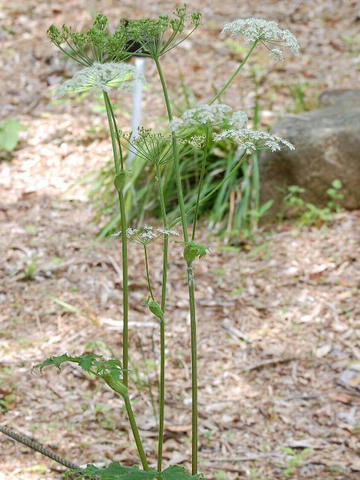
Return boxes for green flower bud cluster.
[124,5,201,58]
[47,15,130,66]
[48,6,201,66]
[122,128,172,166]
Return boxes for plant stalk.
[156,163,169,473]
[103,92,129,387]
[210,40,259,104]
[123,394,149,470]
[154,56,198,475]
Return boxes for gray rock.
[319,88,360,108]
[259,90,360,220]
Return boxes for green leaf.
[66,463,203,480]
[67,462,158,479]
[114,171,127,192]
[281,446,296,455]
[183,241,209,265]
[34,353,124,386]
[77,353,99,372]
[0,118,24,152]
[146,300,164,321]
[162,465,203,479]
[331,179,342,189]
[35,354,75,370]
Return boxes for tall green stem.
[103,92,129,387]
[154,58,189,241]
[154,56,198,475]
[123,394,149,470]
[210,40,259,104]
[156,163,168,472]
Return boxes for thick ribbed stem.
[123,395,149,470]
[154,56,198,475]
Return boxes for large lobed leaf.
[35,353,123,384]
[66,463,203,480]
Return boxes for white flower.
[221,18,299,57]
[270,48,283,61]
[169,103,232,131]
[214,129,295,154]
[138,230,157,244]
[115,225,157,245]
[55,62,143,97]
[115,224,178,245]
[157,228,179,236]
[126,227,140,239]
[229,111,248,129]
[178,134,206,149]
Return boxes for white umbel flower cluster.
[157,228,179,236]
[114,225,178,246]
[222,18,300,59]
[169,103,232,131]
[126,225,157,246]
[214,129,295,154]
[229,111,248,129]
[55,62,142,97]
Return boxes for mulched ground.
[1,1,360,479]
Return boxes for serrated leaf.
[161,466,199,479]
[66,463,204,480]
[77,353,99,372]
[35,353,123,383]
[68,462,158,480]
[161,465,203,480]
[35,353,128,396]
[35,354,74,371]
